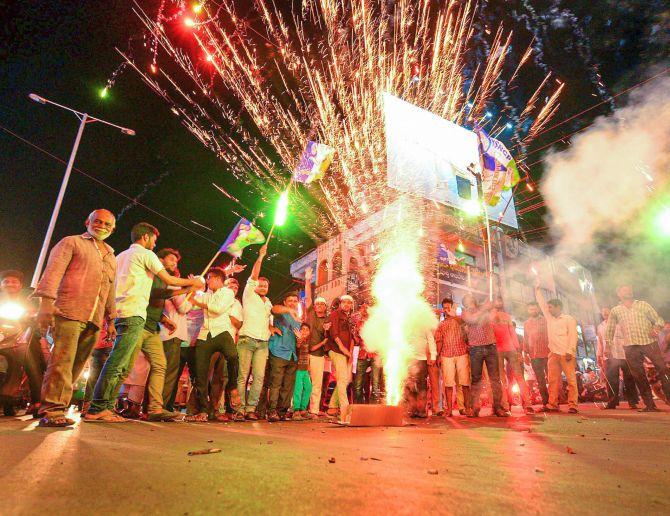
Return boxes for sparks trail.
[117,169,171,221]
[123,0,563,241]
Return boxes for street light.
[28,93,135,286]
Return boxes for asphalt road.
[1,404,669,515]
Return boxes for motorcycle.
[0,300,34,415]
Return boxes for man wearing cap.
[303,267,330,416]
[326,293,355,423]
[34,210,118,426]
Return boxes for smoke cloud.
[540,73,670,310]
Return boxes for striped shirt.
[435,317,468,357]
[523,316,549,359]
[606,300,664,346]
[462,308,496,347]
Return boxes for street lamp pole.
[27,93,135,287]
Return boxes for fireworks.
[124,0,562,239]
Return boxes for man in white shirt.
[85,223,203,422]
[405,324,438,418]
[189,266,238,421]
[161,277,193,413]
[535,279,579,413]
[209,276,244,417]
[235,245,273,420]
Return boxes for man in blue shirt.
[267,291,301,422]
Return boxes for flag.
[293,140,335,184]
[476,128,520,206]
[220,218,265,258]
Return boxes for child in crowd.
[292,323,314,420]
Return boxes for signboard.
[384,93,519,229]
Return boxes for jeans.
[256,358,273,418]
[308,354,326,414]
[405,359,429,415]
[547,352,578,409]
[498,350,531,409]
[605,357,639,407]
[353,357,382,403]
[84,346,112,402]
[469,344,504,411]
[124,329,167,413]
[624,343,670,409]
[40,316,100,416]
[165,346,198,413]
[531,357,549,405]
[237,336,269,413]
[293,369,312,411]
[89,316,145,414]
[162,338,183,411]
[195,331,238,415]
[427,361,441,412]
[268,354,297,413]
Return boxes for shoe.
[545,405,560,412]
[602,404,617,410]
[444,411,453,418]
[245,412,259,421]
[459,409,466,416]
[415,411,428,418]
[303,412,317,420]
[267,410,280,422]
[465,409,479,418]
[524,406,535,415]
[292,412,304,421]
[232,412,246,422]
[434,410,444,417]
[494,409,511,417]
[568,407,579,414]
[3,404,17,417]
[147,410,184,422]
[282,411,294,421]
[638,406,661,412]
[629,404,639,410]
[215,412,231,422]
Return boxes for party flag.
[476,128,520,206]
[293,140,335,184]
[220,218,265,258]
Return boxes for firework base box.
[346,404,405,427]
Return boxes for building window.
[456,176,473,199]
[332,252,343,277]
[348,256,358,273]
[317,260,329,286]
[455,251,476,267]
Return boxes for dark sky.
[1,1,667,293]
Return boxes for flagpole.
[474,149,495,302]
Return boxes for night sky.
[1,1,667,295]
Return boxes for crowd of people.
[1,208,669,428]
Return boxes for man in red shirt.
[523,301,550,409]
[492,297,534,415]
[326,295,355,423]
[434,298,470,417]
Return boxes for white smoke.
[540,73,670,308]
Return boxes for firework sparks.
[125,0,561,239]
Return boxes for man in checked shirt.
[434,298,471,418]
[606,285,668,412]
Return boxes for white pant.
[308,354,325,414]
[328,351,350,418]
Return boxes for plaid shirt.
[435,317,467,357]
[462,308,496,347]
[607,300,664,346]
[523,316,549,359]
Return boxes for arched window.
[317,260,329,286]
[348,256,359,273]
[332,252,343,277]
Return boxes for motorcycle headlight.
[0,301,26,321]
